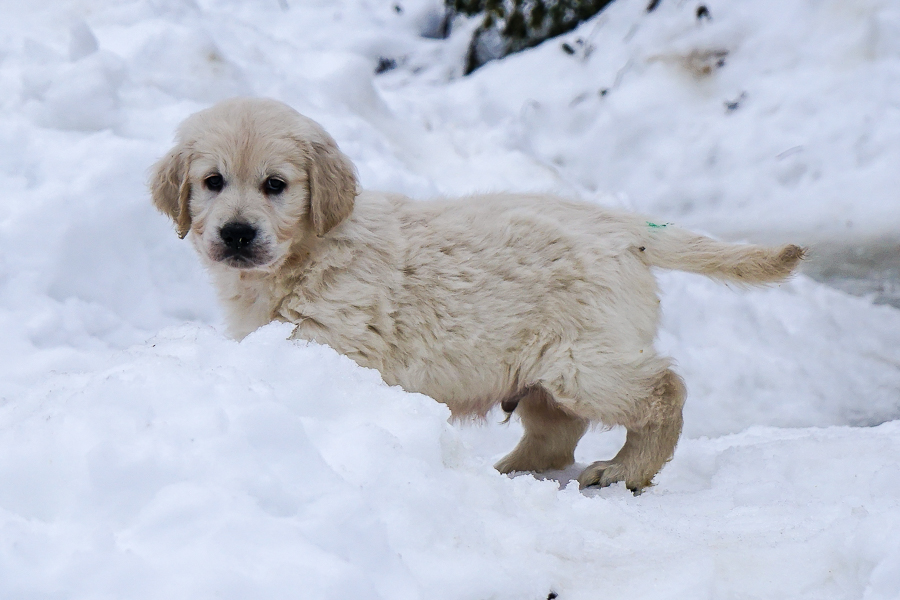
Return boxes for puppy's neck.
[206,232,328,340]
[205,263,275,340]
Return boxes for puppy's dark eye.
[263,177,286,195]
[205,174,224,192]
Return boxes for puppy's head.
[150,98,358,270]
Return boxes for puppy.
[150,98,804,492]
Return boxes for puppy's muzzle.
[216,221,267,267]
[220,222,257,251]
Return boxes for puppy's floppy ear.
[149,147,193,239]
[308,137,358,237]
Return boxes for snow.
[0,0,899,598]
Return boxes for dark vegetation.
[448,0,618,73]
[378,1,718,77]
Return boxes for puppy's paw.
[495,452,545,474]
[495,451,574,474]
[578,461,651,494]
[577,460,622,488]
[494,455,527,474]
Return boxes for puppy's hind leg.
[495,386,588,474]
[577,368,686,493]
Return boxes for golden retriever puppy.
[150,98,804,492]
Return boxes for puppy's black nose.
[220,222,257,250]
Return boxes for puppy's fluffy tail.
[638,223,805,285]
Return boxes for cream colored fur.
[150,98,805,492]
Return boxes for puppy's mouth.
[217,249,273,269]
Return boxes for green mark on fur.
[647,221,671,228]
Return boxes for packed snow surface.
[1,0,899,598]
